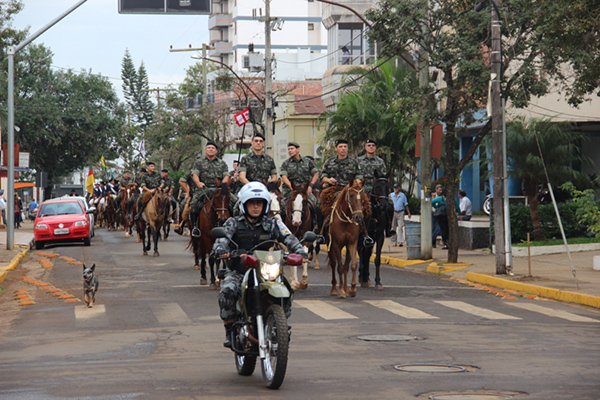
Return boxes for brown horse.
[136,188,169,257]
[189,183,230,288]
[104,194,118,231]
[284,182,318,289]
[121,183,137,238]
[322,179,370,299]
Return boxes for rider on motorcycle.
[213,182,308,348]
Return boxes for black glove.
[267,181,278,192]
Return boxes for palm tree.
[320,59,419,194]
[506,117,591,241]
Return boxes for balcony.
[209,13,232,30]
[209,41,232,56]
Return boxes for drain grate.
[358,334,419,342]
[395,363,466,373]
[424,390,524,399]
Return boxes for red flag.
[234,108,250,126]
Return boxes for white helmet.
[238,182,271,216]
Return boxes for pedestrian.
[341,46,350,65]
[389,183,411,247]
[432,184,448,249]
[0,189,6,226]
[458,189,472,221]
[14,193,23,229]
[29,198,39,221]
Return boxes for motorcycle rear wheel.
[261,304,289,389]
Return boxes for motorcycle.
[212,227,317,389]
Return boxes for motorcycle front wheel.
[261,304,289,389]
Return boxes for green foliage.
[121,50,154,128]
[408,196,421,215]
[563,182,600,238]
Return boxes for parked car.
[69,196,96,237]
[33,198,93,250]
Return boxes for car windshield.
[39,202,83,217]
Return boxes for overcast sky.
[13,0,211,100]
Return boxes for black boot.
[191,212,201,238]
[223,323,233,348]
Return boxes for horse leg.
[348,243,358,298]
[359,246,373,288]
[329,245,338,297]
[289,265,300,290]
[374,235,384,290]
[299,245,309,290]
[193,238,201,270]
[141,226,148,256]
[200,256,207,285]
[153,227,160,257]
[313,243,320,269]
[208,255,217,290]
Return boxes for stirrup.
[191,227,201,238]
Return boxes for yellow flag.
[86,166,94,194]
[101,155,106,170]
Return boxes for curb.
[0,249,28,285]
[466,272,600,309]
[321,244,429,268]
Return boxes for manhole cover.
[395,364,466,373]
[426,391,523,399]
[358,334,418,342]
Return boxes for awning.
[14,182,35,189]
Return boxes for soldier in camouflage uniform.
[239,133,277,184]
[189,141,232,238]
[174,169,195,235]
[134,162,163,220]
[280,141,320,222]
[357,139,395,237]
[320,138,363,187]
[213,182,308,348]
[115,171,132,215]
[128,167,146,214]
[160,169,177,223]
[229,160,243,195]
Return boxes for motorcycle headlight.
[260,262,281,281]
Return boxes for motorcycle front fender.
[260,281,290,299]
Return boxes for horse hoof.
[194,264,200,270]
[125,233,130,238]
[153,251,159,257]
[313,265,320,270]
[200,278,207,286]
[360,281,371,288]
[136,237,141,243]
[349,288,357,298]
[338,292,347,299]
[291,281,300,291]
[299,282,308,290]
[209,283,217,290]
[330,288,338,296]
[143,251,148,256]
[375,284,383,291]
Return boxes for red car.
[34,198,93,250]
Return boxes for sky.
[12,0,211,100]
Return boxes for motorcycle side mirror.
[286,253,303,266]
[300,231,317,243]
[212,227,226,239]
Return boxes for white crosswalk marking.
[294,300,358,320]
[74,304,106,319]
[435,301,522,320]
[507,303,599,322]
[151,303,192,325]
[364,300,439,319]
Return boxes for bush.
[408,196,421,215]
[491,202,591,244]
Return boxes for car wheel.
[35,241,44,250]
[83,237,91,246]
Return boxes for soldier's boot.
[385,201,395,238]
[134,197,146,221]
[190,211,201,238]
[315,207,323,235]
[223,322,234,348]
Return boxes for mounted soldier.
[134,162,162,221]
[239,133,278,185]
[174,169,195,235]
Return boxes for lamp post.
[5,0,88,250]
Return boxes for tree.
[320,60,420,196]
[506,117,591,241]
[366,0,600,262]
[13,44,128,185]
[121,50,154,127]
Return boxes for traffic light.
[119,0,211,14]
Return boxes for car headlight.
[75,220,88,226]
[35,223,48,230]
[260,262,280,281]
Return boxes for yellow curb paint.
[466,272,600,309]
[4,249,28,271]
[440,262,472,267]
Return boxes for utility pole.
[261,0,274,158]
[141,87,176,170]
[491,0,506,273]
[417,1,432,260]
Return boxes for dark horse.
[321,179,370,298]
[189,182,230,289]
[135,188,169,257]
[358,172,390,290]
[121,183,137,238]
[283,182,318,289]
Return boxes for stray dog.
[83,264,99,308]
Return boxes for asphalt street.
[0,227,599,400]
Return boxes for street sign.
[118,0,211,14]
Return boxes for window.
[308,23,314,31]
[338,23,374,65]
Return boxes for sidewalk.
[0,221,35,284]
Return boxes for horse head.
[213,180,231,226]
[346,179,368,224]
[290,185,308,227]
[155,187,169,216]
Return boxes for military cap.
[253,132,266,141]
[287,141,300,148]
[206,141,218,149]
[147,161,155,166]
[140,168,147,173]
[161,169,169,173]
[335,138,348,146]
[365,139,377,146]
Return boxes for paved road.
[1,228,599,399]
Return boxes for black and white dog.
[83,264,99,308]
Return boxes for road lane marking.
[294,300,358,320]
[435,301,522,320]
[507,303,599,322]
[74,304,106,319]
[151,303,192,325]
[364,300,439,319]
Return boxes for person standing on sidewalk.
[14,193,23,229]
[432,184,449,249]
[389,183,411,246]
[0,189,6,226]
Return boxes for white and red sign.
[234,108,250,126]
